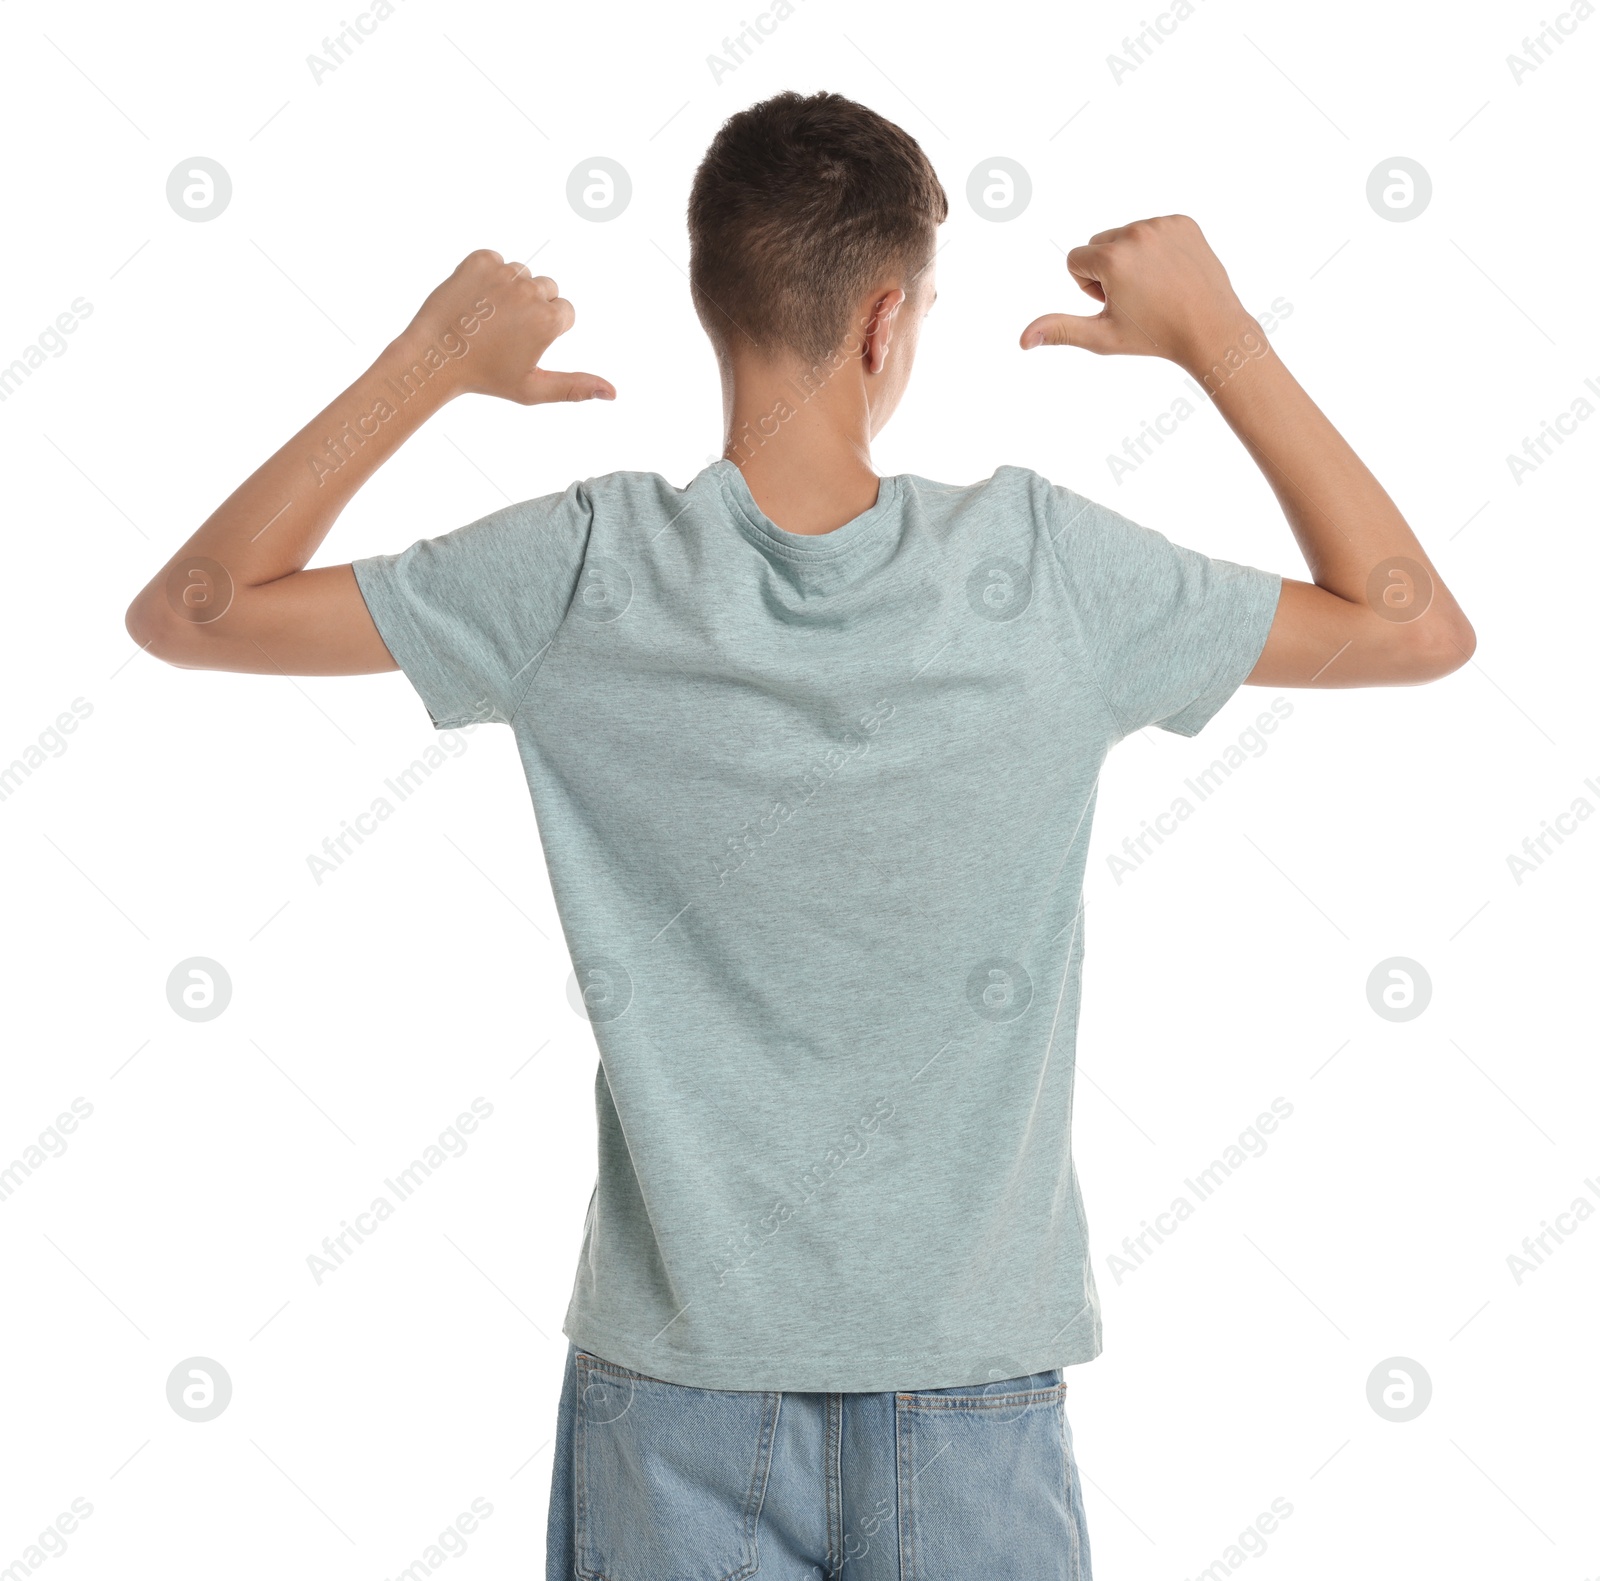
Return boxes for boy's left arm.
[1022,214,1475,687]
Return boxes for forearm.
[130,326,460,626]
[1023,215,1475,683]
[124,251,607,677]
[1186,326,1469,644]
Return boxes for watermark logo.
[966,958,1033,1022]
[965,158,1031,222]
[1366,1357,1431,1421]
[1365,556,1433,623]
[578,1365,639,1425]
[1366,158,1431,222]
[966,557,1033,621]
[166,1357,232,1422]
[568,958,633,1023]
[164,556,234,625]
[1366,957,1431,1022]
[166,158,231,223]
[571,556,634,622]
[166,958,232,1022]
[566,158,631,222]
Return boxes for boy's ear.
[863,287,907,375]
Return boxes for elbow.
[1407,612,1476,682]
[125,594,166,660]
[124,597,156,653]
[124,591,191,667]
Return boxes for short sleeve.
[1042,481,1281,739]
[352,481,594,729]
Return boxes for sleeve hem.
[350,556,491,731]
[1152,570,1284,738]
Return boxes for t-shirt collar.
[711,459,900,562]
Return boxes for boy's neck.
[721,358,884,537]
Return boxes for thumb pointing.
[526,369,616,403]
[1020,313,1121,354]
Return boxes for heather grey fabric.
[352,460,1281,1391]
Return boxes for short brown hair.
[687,91,948,362]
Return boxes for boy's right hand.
[407,249,616,406]
[127,250,616,677]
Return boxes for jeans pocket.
[573,1352,780,1581]
[895,1377,1086,1581]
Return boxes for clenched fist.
[1020,214,1252,377]
[405,249,615,405]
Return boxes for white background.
[2,0,1596,1576]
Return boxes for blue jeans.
[546,1344,1092,1579]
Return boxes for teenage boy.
[127,90,1472,1579]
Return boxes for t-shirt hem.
[561,1310,1103,1394]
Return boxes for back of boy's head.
[688,90,948,365]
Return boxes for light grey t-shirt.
[352,460,1281,1392]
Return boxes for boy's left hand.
[1020,214,1250,375]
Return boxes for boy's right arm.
[124,250,613,676]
